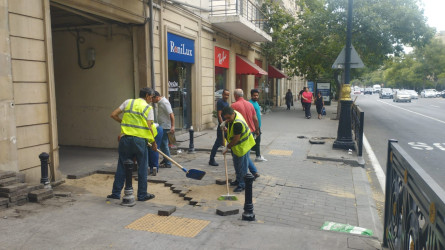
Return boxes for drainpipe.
[149,0,156,91]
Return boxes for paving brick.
[53,191,72,197]
[216,206,239,216]
[16,198,28,206]
[0,183,28,193]
[0,197,9,206]
[172,188,182,194]
[147,179,167,184]
[50,179,66,187]
[0,171,16,180]
[16,173,26,183]
[183,196,193,201]
[0,177,18,187]
[189,200,198,205]
[164,182,174,187]
[10,194,28,203]
[158,206,176,216]
[27,184,44,192]
[179,190,189,197]
[28,193,54,203]
[28,189,53,199]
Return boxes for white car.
[421,90,436,98]
[393,90,411,102]
[406,90,418,99]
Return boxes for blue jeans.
[111,136,149,200]
[210,128,224,161]
[248,156,258,174]
[232,150,250,188]
[159,129,172,166]
[148,128,163,171]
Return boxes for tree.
[261,0,435,82]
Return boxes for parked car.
[364,88,373,95]
[379,88,393,99]
[406,90,418,99]
[421,90,436,98]
[393,90,412,102]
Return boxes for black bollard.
[39,152,51,189]
[242,173,255,221]
[188,126,196,154]
[121,159,136,207]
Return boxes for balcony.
[209,0,272,42]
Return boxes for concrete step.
[0,177,19,187]
[0,171,16,180]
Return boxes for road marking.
[363,134,386,192]
[377,100,445,125]
[431,105,440,108]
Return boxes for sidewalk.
[0,102,383,249]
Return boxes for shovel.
[147,142,206,180]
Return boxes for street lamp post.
[333,0,356,150]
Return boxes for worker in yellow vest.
[221,107,256,192]
[108,87,157,201]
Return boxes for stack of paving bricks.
[0,170,52,209]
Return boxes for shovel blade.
[186,169,206,180]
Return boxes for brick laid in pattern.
[0,171,16,180]
[216,206,239,216]
[0,183,28,193]
[28,189,54,202]
[0,177,18,187]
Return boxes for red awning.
[268,65,288,79]
[236,55,268,76]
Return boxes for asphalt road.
[354,94,445,190]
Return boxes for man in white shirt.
[152,91,175,168]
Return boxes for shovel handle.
[147,142,187,172]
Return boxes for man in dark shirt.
[298,87,306,111]
[209,89,230,166]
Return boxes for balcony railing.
[209,0,267,31]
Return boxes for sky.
[421,0,445,32]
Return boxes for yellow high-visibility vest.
[121,98,157,142]
[227,111,256,157]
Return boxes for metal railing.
[351,103,364,157]
[209,0,266,30]
[383,140,445,249]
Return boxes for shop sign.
[215,47,229,68]
[168,33,194,63]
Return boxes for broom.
[218,124,237,201]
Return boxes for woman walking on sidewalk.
[302,87,313,119]
[315,91,324,119]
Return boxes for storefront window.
[167,33,195,131]
[168,61,192,130]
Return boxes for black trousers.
[252,131,261,157]
[303,103,312,117]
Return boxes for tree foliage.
[381,39,445,90]
[261,0,435,81]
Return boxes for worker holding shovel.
[108,87,157,202]
[221,106,256,193]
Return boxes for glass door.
[168,60,192,131]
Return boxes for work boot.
[230,180,239,186]
[208,159,219,166]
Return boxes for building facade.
[0,0,304,183]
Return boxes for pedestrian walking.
[285,89,293,110]
[249,89,267,162]
[302,87,313,119]
[221,107,256,193]
[231,89,260,180]
[315,91,324,120]
[298,87,306,111]
[151,91,174,168]
[209,89,230,166]
[108,87,157,201]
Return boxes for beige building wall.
[52,25,134,148]
[5,0,59,182]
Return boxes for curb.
[352,167,383,242]
[307,154,360,167]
